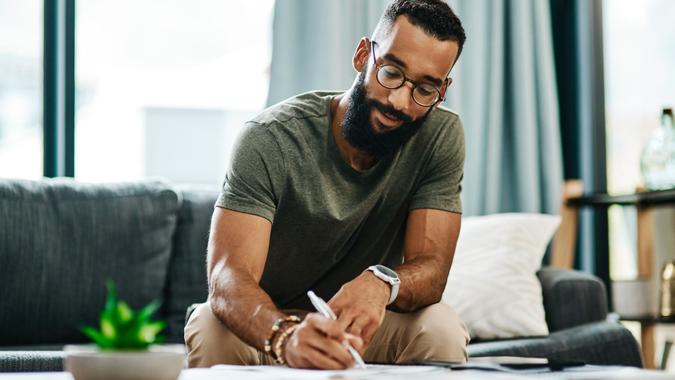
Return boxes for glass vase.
[640,108,675,190]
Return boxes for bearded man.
[185,0,469,369]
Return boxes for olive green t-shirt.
[217,91,465,310]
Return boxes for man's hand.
[283,313,363,369]
[328,271,391,351]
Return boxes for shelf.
[567,188,675,208]
[620,315,675,324]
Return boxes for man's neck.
[330,93,379,172]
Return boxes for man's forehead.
[375,17,459,80]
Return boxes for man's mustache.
[369,99,414,124]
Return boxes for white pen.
[307,290,367,369]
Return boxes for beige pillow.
[441,213,561,339]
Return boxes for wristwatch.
[365,264,401,305]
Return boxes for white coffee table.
[2,366,675,380]
[185,365,675,379]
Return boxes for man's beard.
[341,71,430,159]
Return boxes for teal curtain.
[550,0,608,280]
[445,0,563,216]
[267,0,390,106]
[267,0,563,216]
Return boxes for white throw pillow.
[441,213,561,340]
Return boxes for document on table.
[207,364,448,379]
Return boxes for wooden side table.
[550,184,675,369]
[620,316,675,370]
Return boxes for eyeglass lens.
[375,64,439,106]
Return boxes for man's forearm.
[390,255,450,312]
[208,262,286,350]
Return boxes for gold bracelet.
[264,315,301,360]
[273,323,300,365]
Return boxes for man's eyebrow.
[383,53,408,69]
[382,52,444,87]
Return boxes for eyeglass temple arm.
[371,40,377,66]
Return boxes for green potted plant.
[64,281,185,380]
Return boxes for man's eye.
[383,67,402,79]
[417,85,435,97]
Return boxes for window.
[604,0,675,278]
[0,0,43,179]
[75,0,275,184]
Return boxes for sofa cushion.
[0,179,179,345]
[165,185,217,342]
[442,213,560,340]
[0,351,64,372]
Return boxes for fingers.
[305,313,349,340]
[361,324,378,348]
[346,314,380,350]
[288,333,348,370]
[333,310,356,333]
[303,349,346,370]
[285,314,356,369]
[347,315,369,339]
[305,314,355,367]
[343,333,364,351]
[305,331,355,368]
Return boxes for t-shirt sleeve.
[409,116,465,214]
[215,123,285,223]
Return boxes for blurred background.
[1,0,673,195]
[1,0,674,356]
[2,0,675,272]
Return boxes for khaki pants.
[184,302,469,367]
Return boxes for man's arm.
[390,208,461,312]
[208,207,361,369]
[328,208,460,348]
[207,207,280,348]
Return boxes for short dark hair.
[375,0,466,58]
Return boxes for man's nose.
[387,81,414,113]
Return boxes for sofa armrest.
[468,320,642,367]
[537,266,608,332]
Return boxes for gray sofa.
[0,179,642,372]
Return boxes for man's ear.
[352,37,371,73]
[432,78,453,108]
[439,77,452,101]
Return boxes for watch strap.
[366,265,400,305]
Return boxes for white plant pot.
[64,344,186,380]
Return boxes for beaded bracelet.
[264,315,301,360]
[273,323,301,365]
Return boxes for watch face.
[376,264,398,279]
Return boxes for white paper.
[208,364,447,379]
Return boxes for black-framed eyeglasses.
[370,40,445,107]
